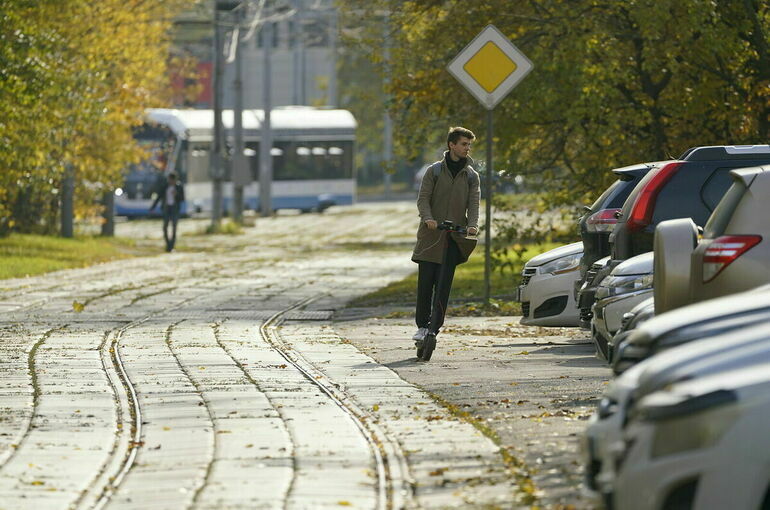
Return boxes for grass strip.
[0,234,154,280]
[349,242,562,309]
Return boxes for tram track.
[74,265,298,509]
[257,296,416,510]
[0,327,62,471]
[0,207,421,509]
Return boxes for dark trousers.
[415,237,461,334]
[162,205,180,252]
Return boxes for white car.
[584,319,770,503]
[517,241,583,327]
[612,364,770,510]
[591,251,653,360]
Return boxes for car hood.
[632,286,770,342]
[610,251,653,276]
[637,363,770,420]
[525,241,583,267]
[634,322,770,400]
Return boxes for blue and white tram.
[114,106,357,216]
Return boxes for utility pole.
[382,11,392,198]
[231,3,247,223]
[292,0,305,105]
[259,20,273,217]
[211,3,226,229]
[328,8,337,107]
[101,191,114,236]
[60,165,74,238]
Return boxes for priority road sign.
[447,24,533,110]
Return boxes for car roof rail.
[681,145,770,161]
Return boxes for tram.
[114,107,357,216]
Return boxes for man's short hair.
[447,126,475,148]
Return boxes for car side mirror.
[614,210,622,219]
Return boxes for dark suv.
[578,145,770,328]
[577,163,654,287]
[574,163,654,326]
[612,145,770,259]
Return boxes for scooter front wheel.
[420,333,436,361]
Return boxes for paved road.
[1,203,569,509]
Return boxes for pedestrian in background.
[150,171,185,252]
[411,126,480,357]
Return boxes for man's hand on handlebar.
[467,227,478,236]
[425,220,438,230]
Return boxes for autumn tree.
[337,0,770,207]
[0,0,191,235]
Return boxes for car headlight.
[539,252,582,275]
[600,273,653,297]
[635,389,739,458]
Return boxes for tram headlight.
[115,188,124,197]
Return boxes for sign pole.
[484,109,493,303]
[446,24,533,306]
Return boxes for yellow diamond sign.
[448,25,533,109]
[463,42,518,93]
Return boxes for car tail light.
[702,235,762,282]
[627,162,685,232]
[586,208,620,233]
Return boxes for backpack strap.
[432,160,477,187]
[431,161,442,180]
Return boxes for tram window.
[187,144,210,183]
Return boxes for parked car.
[591,252,653,360]
[612,283,770,375]
[574,164,654,326]
[606,296,655,363]
[655,165,770,314]
[583,314,770,503]
[576,256,614,329]
[517,241,583,327]
[579,145,770,326]
[612,145,770,260]
[612,364,770,510]
[577,163,653,290]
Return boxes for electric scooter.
[416,220,470,362]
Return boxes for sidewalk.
[335,310,609,508]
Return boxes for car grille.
[521,267,537,286]
[580,307,593,323]
[522,302,530,317]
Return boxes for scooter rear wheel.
[420,333,436,361]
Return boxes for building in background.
[171,0,338,109]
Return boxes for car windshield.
[590,177,640,211]
[703,180,747,238]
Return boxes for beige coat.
[411,154,480,264]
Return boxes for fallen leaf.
[72,301,85,313]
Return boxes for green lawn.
[0,234,154,280]
[349,241,561,310]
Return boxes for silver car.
[654,166,770,314]
[591,252,653,360]
[517,242,583,327]
[583,291,770,502]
